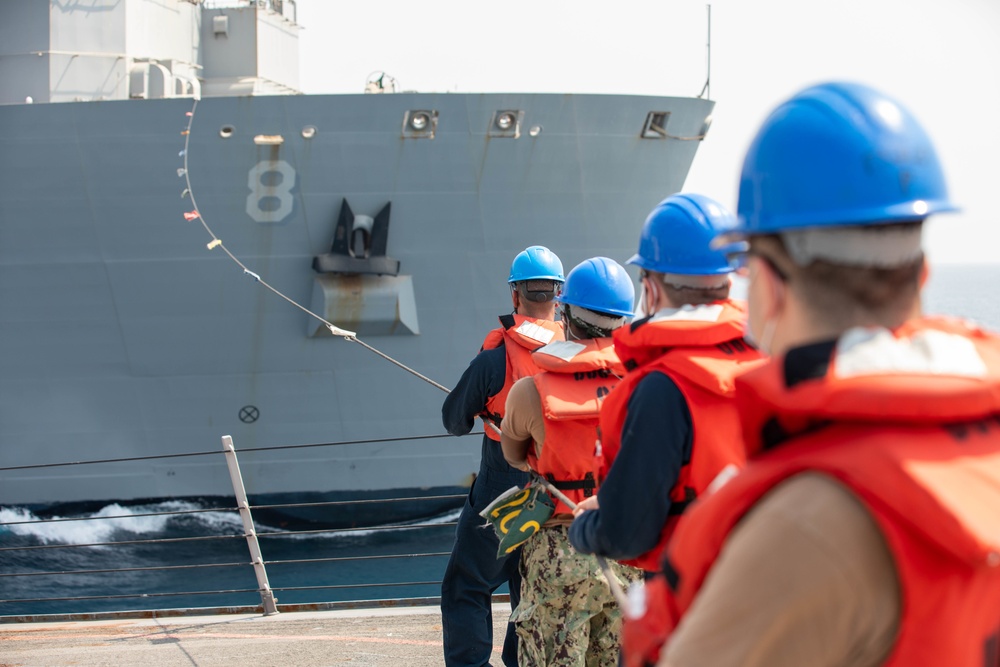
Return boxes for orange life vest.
[599,299,764,571]
[627,317,1000,667]
[526,338,624,516]
[480,314,565,442]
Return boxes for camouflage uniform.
[512,523,642,666]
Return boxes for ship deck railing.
[0,433,508,623]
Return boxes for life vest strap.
[481,410,502,428]
[545,472,597,497]
[667,486,697,516]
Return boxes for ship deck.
[0,604,511,666]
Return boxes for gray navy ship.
[0,0,715,526]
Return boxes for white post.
[221,435,279,616]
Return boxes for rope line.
[1,588,262,605]
[0,433,469,472]
[270,581,441,592]
[0,103,625,617]
[179,100,450,394]
[265,552,450,566]
[0,561,251,579]
[257,521,457,537]
[250,494,465,510]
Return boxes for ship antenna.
[698,4,711,99]
[177,101,450,395]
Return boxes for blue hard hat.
[736,81,957,235]
[629,193,738,275]
[557,257,635,318]
[508,245,565,283]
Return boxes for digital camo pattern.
[512,524,643,666]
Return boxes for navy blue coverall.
[441,343,529,667]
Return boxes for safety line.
[173,101,629,616]
[0,433,465,472]
[179,100,450,395]
[0,533,245,553]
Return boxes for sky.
[294,0,1000,265]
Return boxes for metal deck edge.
[0,594,512,624]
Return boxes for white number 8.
[245,160,296,223]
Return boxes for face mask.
[633,277,659,320]
[633,282,649,320]
[743,312,758,349]
[562,306,580,341]
[744,258,778,355]
[746,316,776,356]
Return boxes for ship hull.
[0,92,713,520]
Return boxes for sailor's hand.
[572,495,599,516]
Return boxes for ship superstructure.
[0,0,715,523]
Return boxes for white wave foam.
[0,501,461,544]
[0,501,245,546]
[420,508,463,526]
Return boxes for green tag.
[479,484,555,558]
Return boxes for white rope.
[179,100,448,394]
[182,102,629,602]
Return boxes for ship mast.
[699,4,712,100]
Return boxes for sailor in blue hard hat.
[556,256,634,339]
[629,193,745,319]
[723,80,957,355]
[568,194,763,581]
[500,256,639,666]
[508,245,565,304]
[440,245,565,667]
[644,83,1000,667]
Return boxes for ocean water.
[0,263,996,618]
[923,263,999,330]
[0,501,461,617]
